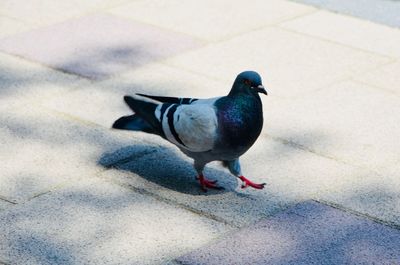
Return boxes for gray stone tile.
[0,0,134,27]
[0,177,230,265]
[353,61,400,96]
[292,0,400,28]
[265,80,400,171]
[99,135,365,226]
[318,170,400,227]
[176,201,400,265]
[0,105,155,203]
[0,199,14,212]
[0,14,204,79]
[41,63,228,128]
[281,10,400,58]
[0,52,84,110]
[0,0,88,26]
[110,0,315,41]
[165,26,389,98]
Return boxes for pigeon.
[112,71,267,191]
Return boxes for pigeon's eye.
[244,79,251,86]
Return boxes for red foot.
[239,176,266,189]
[196,174,223,192]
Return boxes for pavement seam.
[201,8,318,44]
[0,51,92,81]
[9,76,399,233]
[98,173,238,227]
[0,196,17,205]
[105,11,208,44]
[314,199,400,231]
[96,150,299,229]
[160,41,395,102]
[351,78,400,98]
[0,0,138,31]
[30,103,118,132]
[0,13,209,81]
[107,1,318,44]
[265,133,380,173]
[276,24,396,60]
[37,89,394,201]
[288,0,400,29]
[169,200,309,263]
[99,149,159,170]
[267,56,396,100]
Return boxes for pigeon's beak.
[256,85,268,95]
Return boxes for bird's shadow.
[98,144,237,195]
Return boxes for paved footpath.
[0,0,400,264]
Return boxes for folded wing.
[156,98,220,152]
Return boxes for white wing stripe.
[161,104,186,148]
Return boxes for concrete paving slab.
[0,52,84,110]
[110,0,315,41]
[318,170,400,227]
[165,26,390,98]
[176,201,400,265]
[281,10,400,58]
[265,80,400,171]
[41,63,228,127]
[0,105,155,203]
[0,0,134,27]
[292,0,400,28]
[353,61,400,96]
[238,135,365,201]
[0,0,90,26]
[0,14,204,79]
[98,133,366,226]
[0,200,14,212]
[0,177,230,265]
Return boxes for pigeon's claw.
[239,176,266,190]
[197,174,223,192]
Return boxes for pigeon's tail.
[112,114,154,133]
[112,96,163,136]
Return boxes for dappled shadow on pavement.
[98,144,236,195]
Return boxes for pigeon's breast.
[215,95,263,155]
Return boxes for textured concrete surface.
[292,0,400,28]
[176,201,400,265]
[110,0,315,41]
[0,0,133,26]
[0,52,84,110]
[353,61,400,96]
[0,178,230,265]
[41,63,228,127]
[0,105,153,203]
[281,10,400,57]
[97,135,369,226]
[1,0,400,264]
[165,27,389,98]
[317,171,400,227]
[266,81,400,171]
[0,14,203,79]
[0,200,14,212]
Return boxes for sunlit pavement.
[0,0,399,264]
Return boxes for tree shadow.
[58,45,151,80]
[1,24,399,265]
[98,143,237,195]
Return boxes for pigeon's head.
[231,71,268,96]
